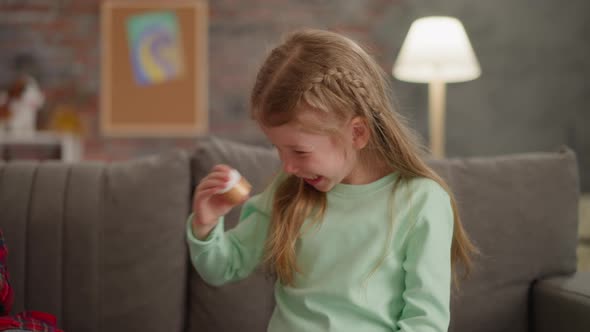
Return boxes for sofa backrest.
[428,147,579,332]
[0,137,579,332]
[188,137,580,332]
[0,151,191,332]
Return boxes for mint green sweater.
[186,172,454,332]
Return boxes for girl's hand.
[191,164,245,239]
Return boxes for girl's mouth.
[303,175,323,186]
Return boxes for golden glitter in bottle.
[217,169,252,204]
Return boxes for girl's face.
[261,112,377,192]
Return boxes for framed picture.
[100,0,208,136]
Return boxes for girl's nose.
[282,160,298,174]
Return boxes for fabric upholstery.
[0,151,191,332]
[428,146,579,332]
[0,137,582,332]
[532,271,590,332]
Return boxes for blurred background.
[0,0,588,267]
[0,0,588,169]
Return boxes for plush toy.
[0,75,44,133]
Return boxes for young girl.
[188,28,476,332]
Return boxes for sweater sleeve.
[186,176,279,286]
[397,185,454,332]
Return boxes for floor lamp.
[393,16,481,158]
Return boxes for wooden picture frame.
[100,0,208,136]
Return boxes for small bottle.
[217,169,252,204]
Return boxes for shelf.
[0,131,83,162]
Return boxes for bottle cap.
[218,169,241,194]
[218,169,252,204]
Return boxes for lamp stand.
[428,80,446,158]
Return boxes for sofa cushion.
[428,146,579,332]
[188,136,280,332]
[0,151,191,332]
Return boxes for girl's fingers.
[195,187,222,202]
[211,164,233,173]
[197,171,230,190]
[198,178,228,191]
[194,164,235,201]
[207,173,230,183]
[202,170,230,184]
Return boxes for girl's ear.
[350,116,370,150]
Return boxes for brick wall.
[0,0,589,191]
[0,0,400,161]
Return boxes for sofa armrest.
[532,271,590,332]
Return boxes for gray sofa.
[0,136,588,332]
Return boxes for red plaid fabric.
[0,230,64,332]
[0,231,14,316]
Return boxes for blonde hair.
[251,28,477,286]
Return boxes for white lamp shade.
[393,16,481,83]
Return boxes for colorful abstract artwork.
[126,11,185,86]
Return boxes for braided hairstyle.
[251,29,477,286]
